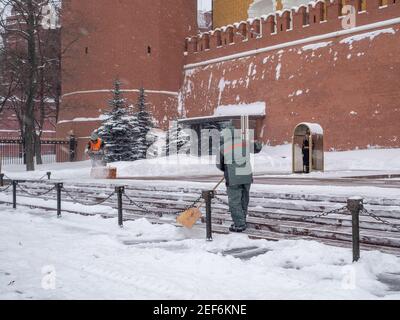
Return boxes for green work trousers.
[227,184,251,228]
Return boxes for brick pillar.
[327,0,341,20]
[262,15,274,35]
[282,11,292,30]
[293,7,306,29]
[315,1,326,22]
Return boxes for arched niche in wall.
[292,122,324,173]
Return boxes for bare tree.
[0,52,18,114]
[0,0,86,169]
[33,13,61,164]
[0,0,60,170]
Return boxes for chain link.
[0,184,12,193]
[173,195,203,214]
[123,193,155,215]
[214,195,229,206]
[361,208,400,232]
[215,194,349,222]
[123,192,203,216]
[38,173,49,181]
[62,187,116,206]
[305,206,350,220]
[16,184,56,197]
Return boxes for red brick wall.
[0,109,23,138]
[58,0,197,157]
[0,107,56,139]
[181,1,400,150]
[58,0,400,156]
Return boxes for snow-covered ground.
[1,205,400,300]
[2,145,400,181]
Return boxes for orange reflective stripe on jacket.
[89,139,102,151]
[223,141,248,155]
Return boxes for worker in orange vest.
[86,132,106,167]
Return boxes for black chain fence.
[214,194,350,221]
[4,180,400,235]
[303,206,350,221]
[2,178,400,261]
[38,173,51,181]
[16,184,56,197]
[123,192,203,217]
[361,208,400,232]
[213,194,229,206]
[0,184,12,193]
[62,187,116,207]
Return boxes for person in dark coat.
[68,134,78,162]
[216,123,262,232]
[302,135,310,173]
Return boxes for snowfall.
[1,145,400,300]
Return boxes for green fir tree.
[133,88,154,159]
[98,80,140,162]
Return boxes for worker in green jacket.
[216,123,262,232]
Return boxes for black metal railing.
[0,137,73,166]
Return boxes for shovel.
[176,176,225,229]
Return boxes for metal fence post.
[202,190,215,241]
[56,183,63,218]
[115,186,125,227]
[12,180,18,209]
[347,197,363,262]
[47,172,51,180]
[0,173,4,187]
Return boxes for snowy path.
[1,205,400,299]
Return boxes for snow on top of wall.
[302,41,332,51]
[58,115,109,124]
[292,4,308,12]
[340,28,396,45]
[297,122,324,134]
[214,102,266,117]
